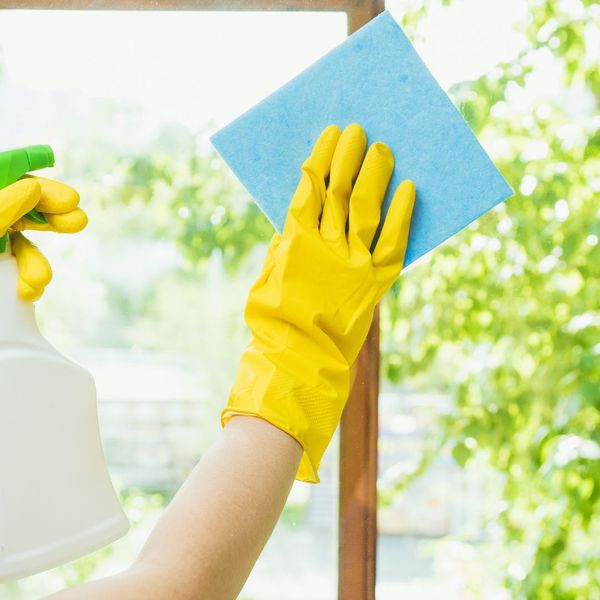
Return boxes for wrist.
[224,414,303,457]
[223,349,351,483]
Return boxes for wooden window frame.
[0,1,385,597]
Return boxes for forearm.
[46,416,302,600]
[136,415,302,598]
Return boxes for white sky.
[0,1,527,135]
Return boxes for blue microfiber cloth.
[211,11,513,266]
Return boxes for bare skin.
[46,416,302,600]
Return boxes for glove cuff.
[222,344,350,483]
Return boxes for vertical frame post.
[338,308,380,600]
[338,6,385,599]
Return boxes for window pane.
[379,1,540,598]
[0,10,345,599]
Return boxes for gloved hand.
[222,123,416,482]
[0,176,87,301]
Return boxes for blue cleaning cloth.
[211,11,513,266]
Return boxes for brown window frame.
[0,1,385,597]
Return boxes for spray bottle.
[0,146,129,581]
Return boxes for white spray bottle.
[0,147,129,582]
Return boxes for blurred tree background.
[381,1,600,598]
[85,1,599,596]
[0,0,597,597]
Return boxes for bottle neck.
[0,249,49,348]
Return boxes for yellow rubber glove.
[222,123,416,482]
[0,176,87,301]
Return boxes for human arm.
[46,122,415,599]
[47,415,302,600]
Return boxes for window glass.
[378,1,556,597]
[0,10,345,599]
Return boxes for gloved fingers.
[0,179,41,236]
[17,276,44,302]
[10,218,51,232]
[372,179,416,269]
[46,208,88,233]
[6,175,88,233]
[10,231,53,294]
[22,176,81,214]
[319,123,366,246]
[288,125,341,229]
[12,207,88,233]
[348,142,394,253]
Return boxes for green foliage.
[380,1,600,597]
[103,134,272,273]
[50,543,113,589]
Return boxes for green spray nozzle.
[0,145,55,186]
[24,145,55,172]
[0,145,54,251]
